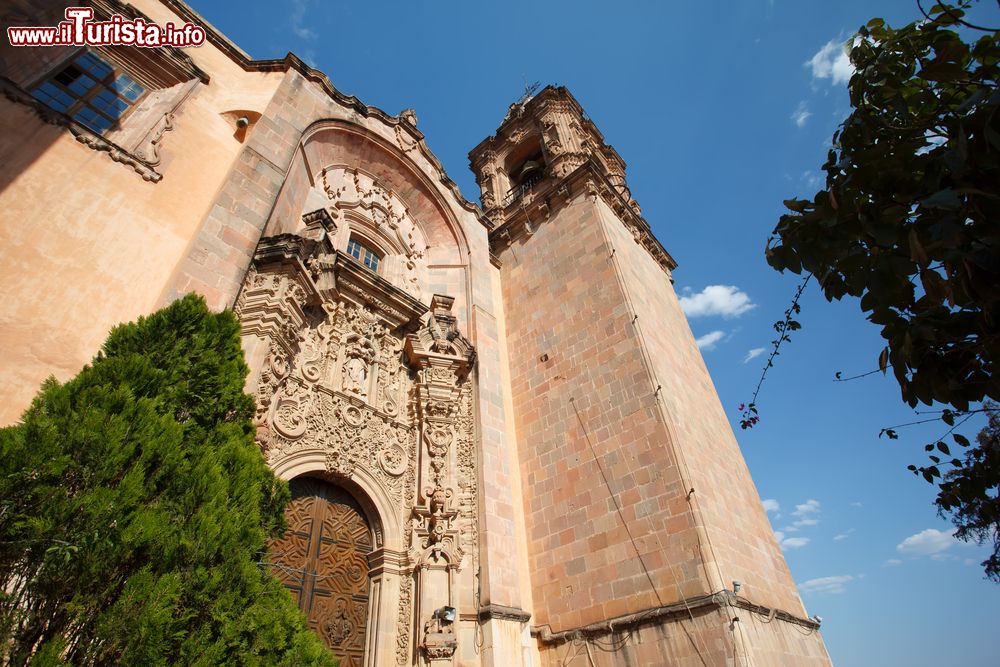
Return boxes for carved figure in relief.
[342,324,378,399]
[325,598,353,646]
[343,356,368,395]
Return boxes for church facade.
[0,1,833,665]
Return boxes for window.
[31,51,145,134]
[346,238,381,273]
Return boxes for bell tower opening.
[269,477,373,667]
[503,137,545,206]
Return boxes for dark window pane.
[77,52,112,79]
[31,51,144,134]
[31,83,69,112]
[74,105,113,132]
[67,74,97,96]
[53,64,83,87]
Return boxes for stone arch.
[269,454,409,667]
[262,118,478,331]
[271,448,402,551]
[298,120,472,258]
[270,476,372,666]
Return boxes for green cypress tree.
[0,294,336,666]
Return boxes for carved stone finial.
[405,295,475,378]
[400,108,418,127]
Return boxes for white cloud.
[799,574,853,594]
[793,499,820,517]
[680,285,756,318]
[781,499,823,533]
[781,536,810,550]
[807,39,855,86]
[801,170,821,188]
[774,530,785,543]
[896,528,957,557]
[850,501,863,508]
[290,0,317,41]
[833,529,854,541]
[695,330,726,351]
[744,347,766,364]
[791,101,812,127]
[762,499,780,513]
[882,558,903,567]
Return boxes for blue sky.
[188,1,1000,664]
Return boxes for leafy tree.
[763,2,1000,579]
[938,402,1000,580]
[0,294,336,665]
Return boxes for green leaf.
[920,189,962,210]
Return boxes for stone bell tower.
[470,87,832,666]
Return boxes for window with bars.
[346,238,381,273]
[31,51,146,135]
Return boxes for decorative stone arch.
[271,451,409,667]
[298,119,474,258]
[272,448,402,550]
[235,109,486,666]
[262,118,480,335]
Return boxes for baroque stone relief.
[236,234,478,667]
[250,298,416,506]
[321,166,428,299]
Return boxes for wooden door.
[269,478,372,667]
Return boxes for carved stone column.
[234,234,327,429]
[404,295,475,667]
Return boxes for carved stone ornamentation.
[403,295,477,568]
[133,111,174,166]
[234,232,483,666]
[396,574,414,666]
[321,167,428,298]
[237,233,427,508]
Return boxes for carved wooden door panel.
[269,478,372,667]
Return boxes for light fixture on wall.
[433,606,457,623]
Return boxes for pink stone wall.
[498,194,713,633]
[593,198,807,617]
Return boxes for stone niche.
[235,232,478,667]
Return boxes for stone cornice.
[158,0,493,230]
[478,604,531,624]
[404,295,476,379]
[92,0,210,84]
[367,547,411,576]
[530,591,820,645]
[488,159,677,273]
[243,235,429,332]
[332,251,428,331]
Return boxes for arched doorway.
[269,477,372,667]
